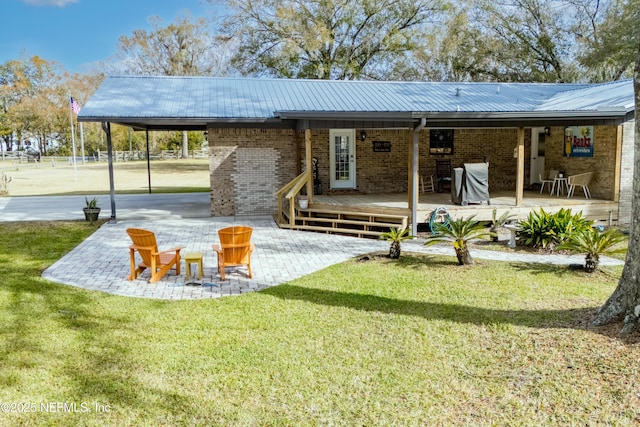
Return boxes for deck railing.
[276,170,310,227]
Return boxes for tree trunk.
[592,44,640,334]
[454,242,474,265]
[389,242,401,259]
[181,131,189,159]
[584,253,598,273]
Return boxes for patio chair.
[126,228,185,283]
[539,169,559,194]
[420,175,435,193]
[212,226,255,281]
[435,159,452,193]
[567,172,593,199]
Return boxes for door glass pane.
[334,136,350,181]
[538,133,546,156]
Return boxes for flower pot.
[298,197,308,209]
[83,207,101,222]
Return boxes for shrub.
[558,227,626,272]
[379,227,412,259]
[426,215,493,265]
[518,208,592,251]
[490,208,517,242]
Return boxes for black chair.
[435,159,452,193]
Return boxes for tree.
[589,0,640,333]
[0,55,68,154]
[219,0,446,80]
[379,227,412,259]
[577,0,636,81]
[459,0,585,82]
[109,15,229,158]
[558,227,627,273]
[112,15,227,77]
[425,215,494,265]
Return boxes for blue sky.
[1,0,223,73]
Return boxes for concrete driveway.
[0,192,211,221]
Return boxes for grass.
[0,159,210,196]
[1,222,639,426]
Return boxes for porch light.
[544,127,551,136]
[360,130,367,141]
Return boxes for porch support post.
[411,118,426,236]
[146,129,151,194]
[515,127,525,206]
[101,121,116,221]
[305,128,313,203]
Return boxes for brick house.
[79,76,635,235]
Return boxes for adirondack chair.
[126,228,185,283]
[212,226,255,281]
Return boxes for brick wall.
[445,128,524,190]
[208,128,299,216]
[307,128,528,194]
[208,124,627,217]
[310,129,413,195]
[544,125,618,200]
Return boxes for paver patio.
[42,217,624,300]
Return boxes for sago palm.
[379,226,412,259]
[558,227,627,273]
[490,208,517,242]
[426,215,494,265]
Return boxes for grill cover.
[451,163,490,205]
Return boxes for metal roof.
[78,76,635,130]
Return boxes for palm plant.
[379,226,412,259]
[558,227,627,273]
[426,215,494,265]
[490,208,517,242]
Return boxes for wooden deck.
[311,190,619,226]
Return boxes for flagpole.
[68,96,77,180]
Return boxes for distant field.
[0,158,210,196]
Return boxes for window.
[429,129,454,155]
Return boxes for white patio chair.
[567,172,593,199]
[539,169,559,194]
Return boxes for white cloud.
[21,0,79,6]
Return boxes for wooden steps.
[279,204,409,238]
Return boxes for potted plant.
[489,208,517,242]
[83,196,101,222]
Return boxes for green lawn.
[0,222,638,426]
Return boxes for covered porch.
[313,190,619,225]
[276,190,618,239]
[275,123,622,238]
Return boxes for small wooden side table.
[185,252,204,279]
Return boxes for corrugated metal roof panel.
[79,76,633,122]
[536,79,634,112]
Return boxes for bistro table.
[552,176,569,196]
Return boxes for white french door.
[530,127,546,184]
[329,129,356,189]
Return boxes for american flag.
[70,97,81,114]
